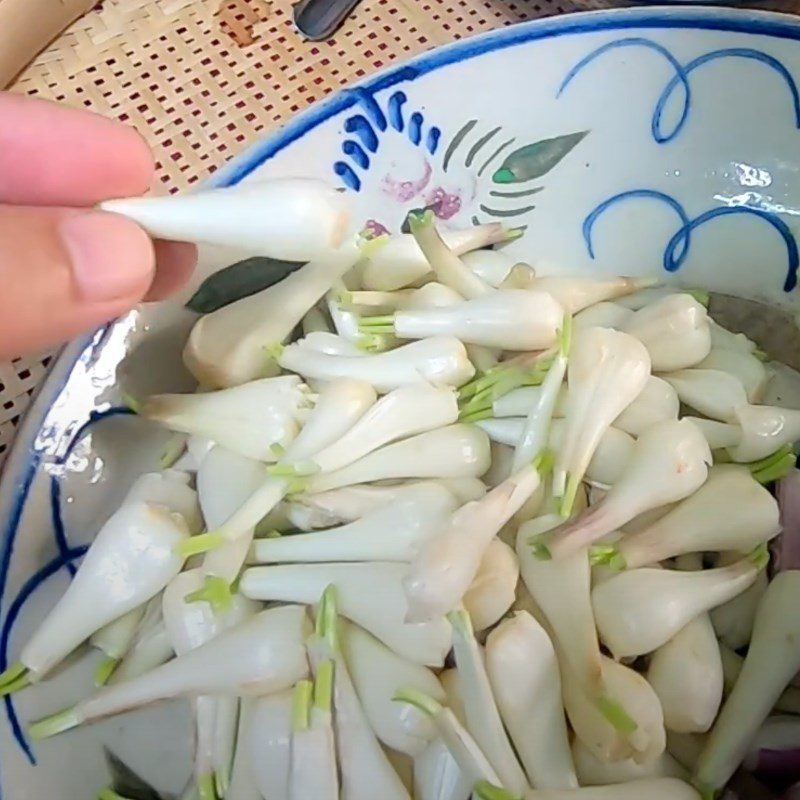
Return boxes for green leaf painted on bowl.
[492,130,589,184]
[186,256,304,314]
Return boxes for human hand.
[0,92,196,359]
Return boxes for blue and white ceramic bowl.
[4,6,800,797]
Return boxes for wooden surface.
[1,0,798,465]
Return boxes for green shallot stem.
[528,539,552,561]
[473,782,521,800]
[358,315,396,334]
[175,531,226,557]
[264,342,285,363]
[597,694,638,734]
[292,680,313,732]
[159,434,185,469]
[408,209,433,230]
[98,790,132,800]
[94,656,119,687]
[688,289,710,307]
[198,774,218,800]
[358,232,390,257]
[184,575,233,613]
[586,544,627,569]
[0,673,31,696]
[312,585,337,713]
[447,607,474,638]
[0,662,29,696]
[610,554,627,571]
[285,477,308,496]
[694,783,715,800]
[458,408,494,423]
[356,333,393,352]
[558,312,573,358]
[754,348,769,361]
[215,769,230,800]
[750,542,770,570]
[747,444,794,475]
[753,452,796,485]
[334,288,352,306]
[458,374,492,401]
[393,686,443,718]
[314,659,335,714]
[458,378,486,402]
[460,361,550,403]
[267,461,320,478]
[29,705,81,740]
[458,386,496,417]
[458,365,548,418]
[532,448,555,477]
[589,545,617,566]
[523,368,551,386]
[121,393,142,415]
[559,472,581,519]
[315,584,339,649]
[357,324,395,334]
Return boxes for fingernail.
[60,211,155,302]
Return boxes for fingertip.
[0,94,156,205]
[59,210,156,304]
[112,125,156,197]
[0,205,158,359]
[145,240,198,301]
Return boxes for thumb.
[0,205,155,359]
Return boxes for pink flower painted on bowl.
[381,159,433,203]
[425,187,462,220]
[362,219,390,239]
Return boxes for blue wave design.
[426,127,441,155]
[0,546,87,764]
[387,91,407,131]
[1,405,132,760]
[409,112,423,146]
[346,88,387,132]
[344,116,378,153]
[584,189,800,291]
[334,162,361,191]
[583,189,692,264]
[665,206,799,290]
[333,89,441,191]
[559,38,800,143]
[49,481,74,577]
[48,406,134,571]
[342,140,369,170]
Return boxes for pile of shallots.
[8,178,800,800]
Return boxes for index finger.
[0,93,154,206]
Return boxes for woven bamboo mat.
[1,0,797,466]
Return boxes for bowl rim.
[207,4,800,190]
[2,4,800,790]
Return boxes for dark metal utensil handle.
[293,0,362,40]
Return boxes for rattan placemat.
[1,0,797,466]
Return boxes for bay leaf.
[186,256,304,314]
[104,748,174,800]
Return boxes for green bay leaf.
[186,256,304,314]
